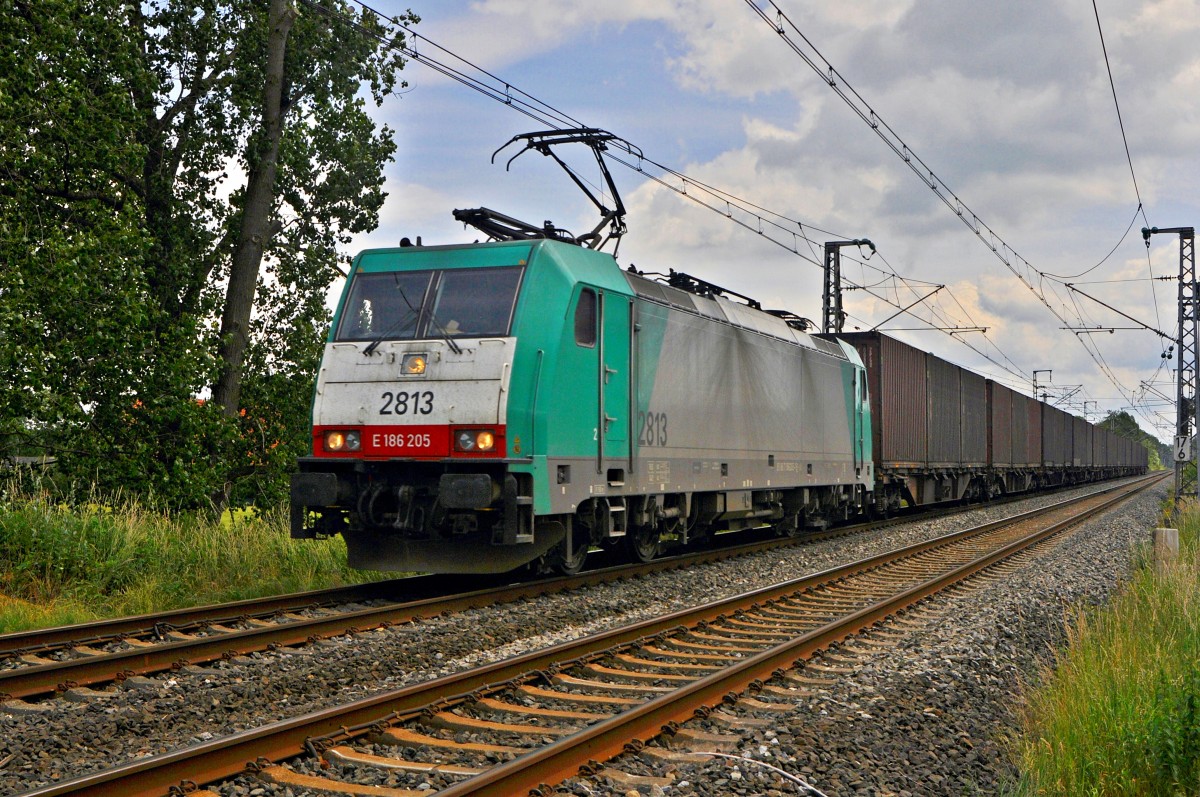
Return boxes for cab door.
[854,365,870,477]
[597,290,633,476]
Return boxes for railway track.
[12,472,1160,797]
[0,478,1130,704]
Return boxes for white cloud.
[352,0,1200,438]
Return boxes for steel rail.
[0,481,1034,699]
[435,474,1158,795]
[0,509,873,661]
[12,473,1160,797]
[0,506,892,656]
[0,577,444,655]
[0,475,1142,667]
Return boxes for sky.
[339,0,1200,442]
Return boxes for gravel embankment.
[0,477,1162,795]
[570,478,1166,796]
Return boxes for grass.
[0,485,385,634]
[1012,502,1200,795]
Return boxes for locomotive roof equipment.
[453,127,635,253]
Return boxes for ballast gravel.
[0,477,1164,795]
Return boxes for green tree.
[0,0,175,494]
[1143,441,1163,471]
[0,0,416,508]
[1099,410,1170,471]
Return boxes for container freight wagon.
[987,381,1014,468]
[986,381,1037,494]
[1095,428,1109,474]
[836,331,1148,510]
[836,331,991,511]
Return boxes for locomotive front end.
[290,242,548,573]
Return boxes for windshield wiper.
[363,275,423,357]
[362,307,417,357]
[428,313,463,355]
[361,275,463,357]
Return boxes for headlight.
[401,353,427,375]
[455,429,495,452]
[324,430,361,452]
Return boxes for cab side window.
[575,288,597,347]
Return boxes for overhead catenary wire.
[306,0,1031,383]
[741,0,1168,428]
[1091,0,1148,228]
[321,0,1167,422]
[1083,0,1163,332]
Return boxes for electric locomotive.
[290,129,875,574]
[290,234,874,573]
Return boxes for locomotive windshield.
[336,266,524,342]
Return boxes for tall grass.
[0,485,383,634]
[1013,505,1200,795]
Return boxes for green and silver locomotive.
[290,235,874,574]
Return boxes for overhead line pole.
[823,239,873,334]
[1144,226,1196,507]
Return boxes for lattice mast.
[822,240,873,334]
[1145,226,1197,505]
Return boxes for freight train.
[289,129,1146,574]
[289,237,1147,574]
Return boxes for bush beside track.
[0,485,384,634]
[1014,498,1200,794]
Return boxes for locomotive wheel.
[544,527,588,576]
[626,526,659,563]
[775,512,803,538]
[551,539,588,575]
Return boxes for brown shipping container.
[927,355,962,466]
[1061,409,1076,465]
[1064,410,1075,465]
[1042,404,1070,466]
[1073,416,1091,466]
[1097,429,1109,467]
[961,370,987,465]
[987,381,1013,466]
[1026,396,1042,466]
[838,332,928,467]
[1011,390,1031,465]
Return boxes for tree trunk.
[212,0,295,419]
